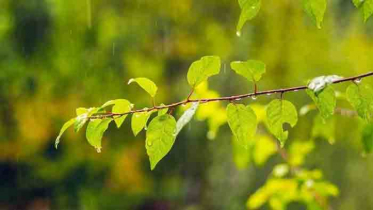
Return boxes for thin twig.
[89,72,373,119]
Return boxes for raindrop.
[96,147,101,153]
[252,96,257,100]
[144,125,148,131]
[182,104,187,107]
[235,98,242,101]
[266,93,272,96]
[354,78,362,84]
[236,31,241,37]
[293,89,299,92]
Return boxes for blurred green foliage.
[1,0,373,209]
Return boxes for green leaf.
[302,0,327,28]
[86,119,113,152]
[128,77,158,97]
[74,114,88,132]
[76,107,89,116]
[110,99,132,128]
[288,140,315,166]
[346,84,373,122]
[146,114,177,170]
[266,99,298,146]
[353,0,373,22]
[175,102,199,136]
[230,60,266,83]
[55,118,76,149]
[236,0,261,34]
[227,103,258,149]
[306,86,336,120]
[131,110,154,136]
[362,123,373,154]
[187,56,221,88]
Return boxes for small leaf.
[111,99,132,128]
[308,75,342,93]
[302,0,327,28]
[146,114,177,170]
[86,119,113,152]
[74,113,88,132]
[187,56,221,88]
[128,77,158,97]
[175,102,199,136]
[76,107,89,116]
[227,103,258,149]
[230,60,266,83]
[346,84,373,122]
[362,123,373,154]
[236,0,261,33]
[306,86,336,120]
[131,110,154,136]
[266,99,298,146]
[55,118,76,149]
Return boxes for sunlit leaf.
[313,181,339,197]
[302,0,327,28]
[253,135,277,166]
[362,123,373,154]
[237,0,261,34]
[55,118,76,149]
[111,99,132,128]
[266,99,298,146]
[74,113,88,132]
[86,118,113,152]
[227,103,257,149]
[346,83,373,122]
[131,110,154,136]
[272,164,290,178]
[230,60,266,83]
[289,140,315,166]
[306,86,336,120]
[128,77,158,97]
[187,56,221,88]
[175,102,199,136]
[146,114,177,170]
[76,107,89,116]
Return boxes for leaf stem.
[89,72,373,119]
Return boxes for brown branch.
[89,72,373,119]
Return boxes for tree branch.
[89,72,373,119]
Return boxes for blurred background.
[1,0,373,209]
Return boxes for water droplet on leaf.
[355,78,362,84]
[96,147,101,153]
[236,31,241,37]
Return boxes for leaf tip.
[128,78,135,85]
